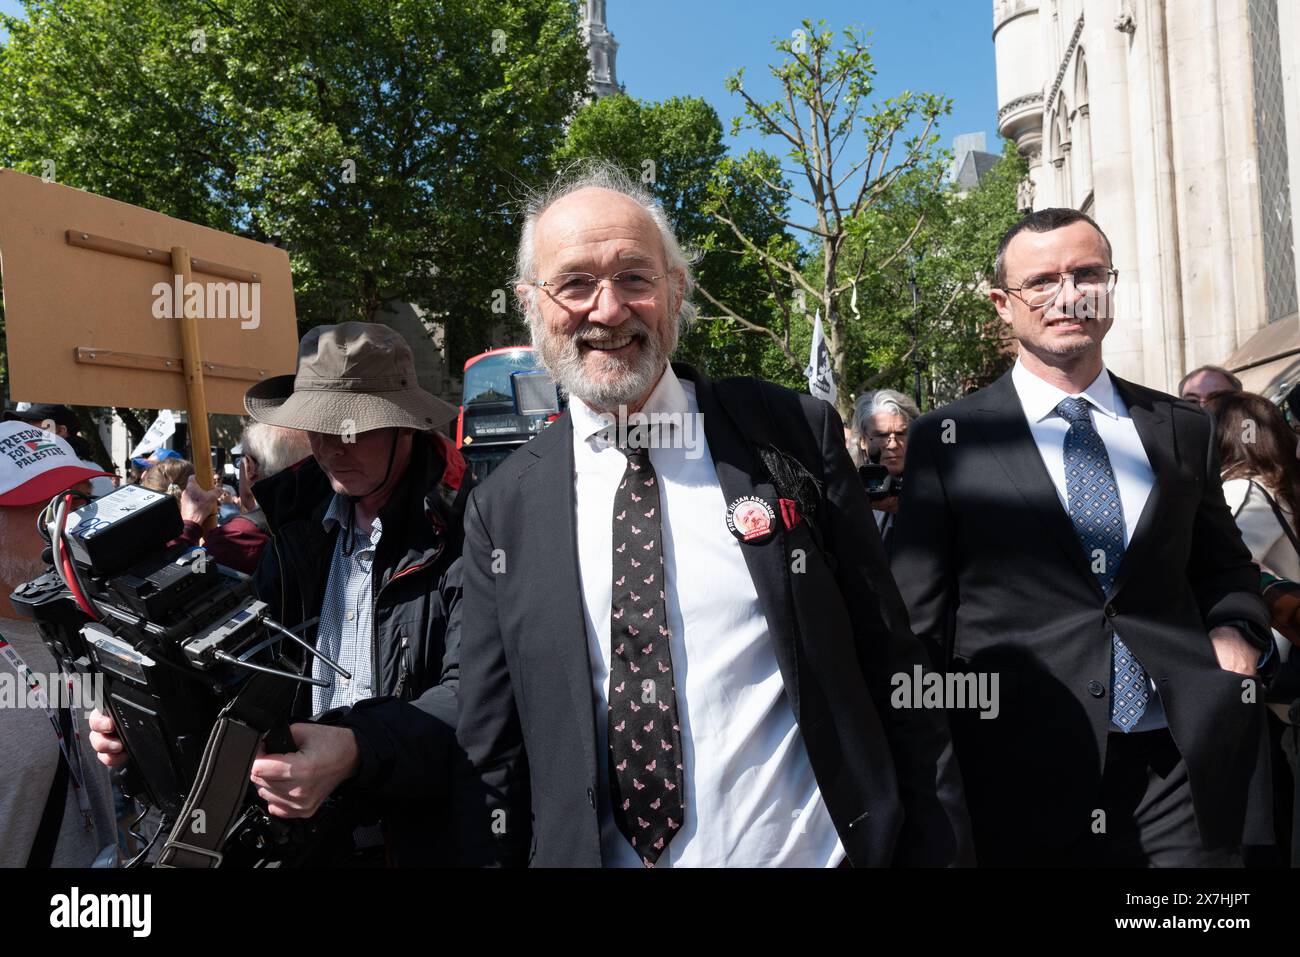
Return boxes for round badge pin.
[726,496,777,543]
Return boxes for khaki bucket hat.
[245,322,457,435]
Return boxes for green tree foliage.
[556,94,722,242]
[710,20,951,418]
[917,139,1028,403]
[828,139,1027,408]
[0,0,591,369]
[554,93,794,378]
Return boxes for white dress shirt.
[1010,359,1165,731]
[570,365,844,867]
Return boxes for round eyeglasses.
[1002,267,1118,309]
[533,269,663,305]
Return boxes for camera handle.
[263,719,297,755]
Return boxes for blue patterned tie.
[1056,397,1149,731]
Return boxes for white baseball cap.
[0,421,113,507]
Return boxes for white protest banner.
[129,409,177,459]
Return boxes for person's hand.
[1266,587,1300,648]
[1261,574,1300,648]
[250,723,361,819]
[179,474,221,525]
[87,708,130,768]
[872,494,900,515]
[1209,625,1259,676]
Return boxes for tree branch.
[848,284,963,396]
[828,96,863,173]
[695,283,802,372]
[711,206,823,301]
[758,255,798,341]
[854,345,918,394]
[822,60,854,125]
[733,177,832,238]
[746,165,816,209]
[832,153,872,194]
[734,85,804,153]
[835,208,928,297]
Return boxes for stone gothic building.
[993,0,1300,398]
[582,0,621,99]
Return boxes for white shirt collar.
[569,363,689,446]
[1011,357,1120,423]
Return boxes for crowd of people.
[2,162,1298,868]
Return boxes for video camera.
[858,463,902,501]
[10,484,345,867]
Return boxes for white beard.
[530,313,677,412]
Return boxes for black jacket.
[454,364,973,867]
[252,431,471,864]
[890,370,1272,862]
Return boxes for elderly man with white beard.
[452,162,972,868]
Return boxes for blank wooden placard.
[0,167,298,414]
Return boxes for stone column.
[1120,0,1184,390]
[993,1,1046,202]
[1216,0,1267,348]
[1084,3,1147,384]
[1166,0,1261,371]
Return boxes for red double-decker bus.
[456,346,563,483]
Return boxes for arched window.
[1073,51,1093,208]
[1051,92,1072,203]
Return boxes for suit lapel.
[1108,378,1174,598]
[680,365,803,719]
[973,373,1104,598]
[520,414,600,763]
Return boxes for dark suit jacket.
[454,364,973,867]
[890,369,1272,862]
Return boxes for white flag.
[805,310,836,406]
[129,409,177,459]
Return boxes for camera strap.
[155,661,298,868]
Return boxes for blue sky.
[0,0,1000,161]
[611,1,1000,161]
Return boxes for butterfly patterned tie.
[1056,396,1150,730]
[607,442,685,866]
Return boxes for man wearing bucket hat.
[91,322,471,865]
[0,421,119,866]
